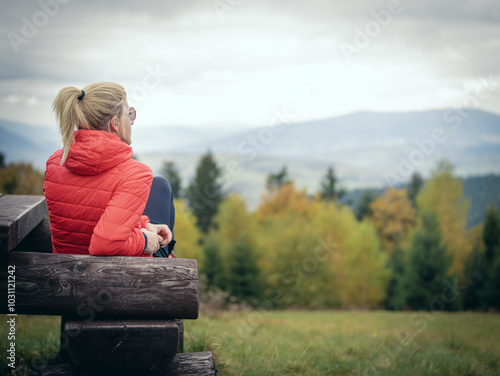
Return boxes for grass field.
[1,311,499,375]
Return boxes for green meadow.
[2,311,499,375]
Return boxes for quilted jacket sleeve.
[89,163,153,256]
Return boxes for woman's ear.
[108,116,119,134]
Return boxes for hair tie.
[77,90,85,100]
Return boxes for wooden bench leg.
[62,319,179,376]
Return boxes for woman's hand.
[141,228,163,255]
[145,223,172,247]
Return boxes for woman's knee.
[151,176,173,198]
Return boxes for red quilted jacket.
[43,129,153,257]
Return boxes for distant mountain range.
[1,108,499,225]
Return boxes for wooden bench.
[0,195,216,376]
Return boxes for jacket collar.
[64,129,133,175]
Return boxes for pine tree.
[266,165,291,190]
[463,241,487,310]
[407,172,424,207]
[227,235,261,302]
[483,207,500,264]
[384,247,407,310]
[404,212,454,310]
[319,166,346,202]
[201,237,226,290]
[160,160,182,198]
[356,189,376,221]
[480,207,500,310]
[185,152,225,233]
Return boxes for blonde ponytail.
[52,82,127,164]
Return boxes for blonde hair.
[52,82,127,163]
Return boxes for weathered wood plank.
[13,218,53,253]
[39,352,217,376]
[64,320,178,376]
[0,252,199,319]
[0,195,47,254]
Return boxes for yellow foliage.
[314,203,389,308]
[0,162,44,195]
[257,182,319,222]
[368,187,416,254]
[173,199,203,263]
[416,161,470,279]
[210,195,258,270]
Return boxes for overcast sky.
[1,0,499,129]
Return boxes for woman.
[43,82,175,257]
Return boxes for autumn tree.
[256,182,389,309]
[160,160,182,198]
[185,151,225,233]
[0,162,44,195]
[266,165,291,190]
[416,160,470,279]
[368,187,416,254]
[319,165,346,202]
[171,199,202,261]
[257,182,315,221]
[209,195,261,303]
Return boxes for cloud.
[0,0,499,128]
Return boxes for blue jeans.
[143,176,176,257]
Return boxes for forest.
[1,151,499,312]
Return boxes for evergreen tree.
[201,237,226,290]
[185,152,225,233]
[0,151,5,169]
[355,189,376,221]
[463,241,487,310]
[160,160,182,198]
[480,207,500,310]
[483,207,500,264]
[384,247,407,310]
[266,165,291,190]
[404,212,454,310]
[319,166,346,202]
[407,172,424,207]
[227,235,261,302]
